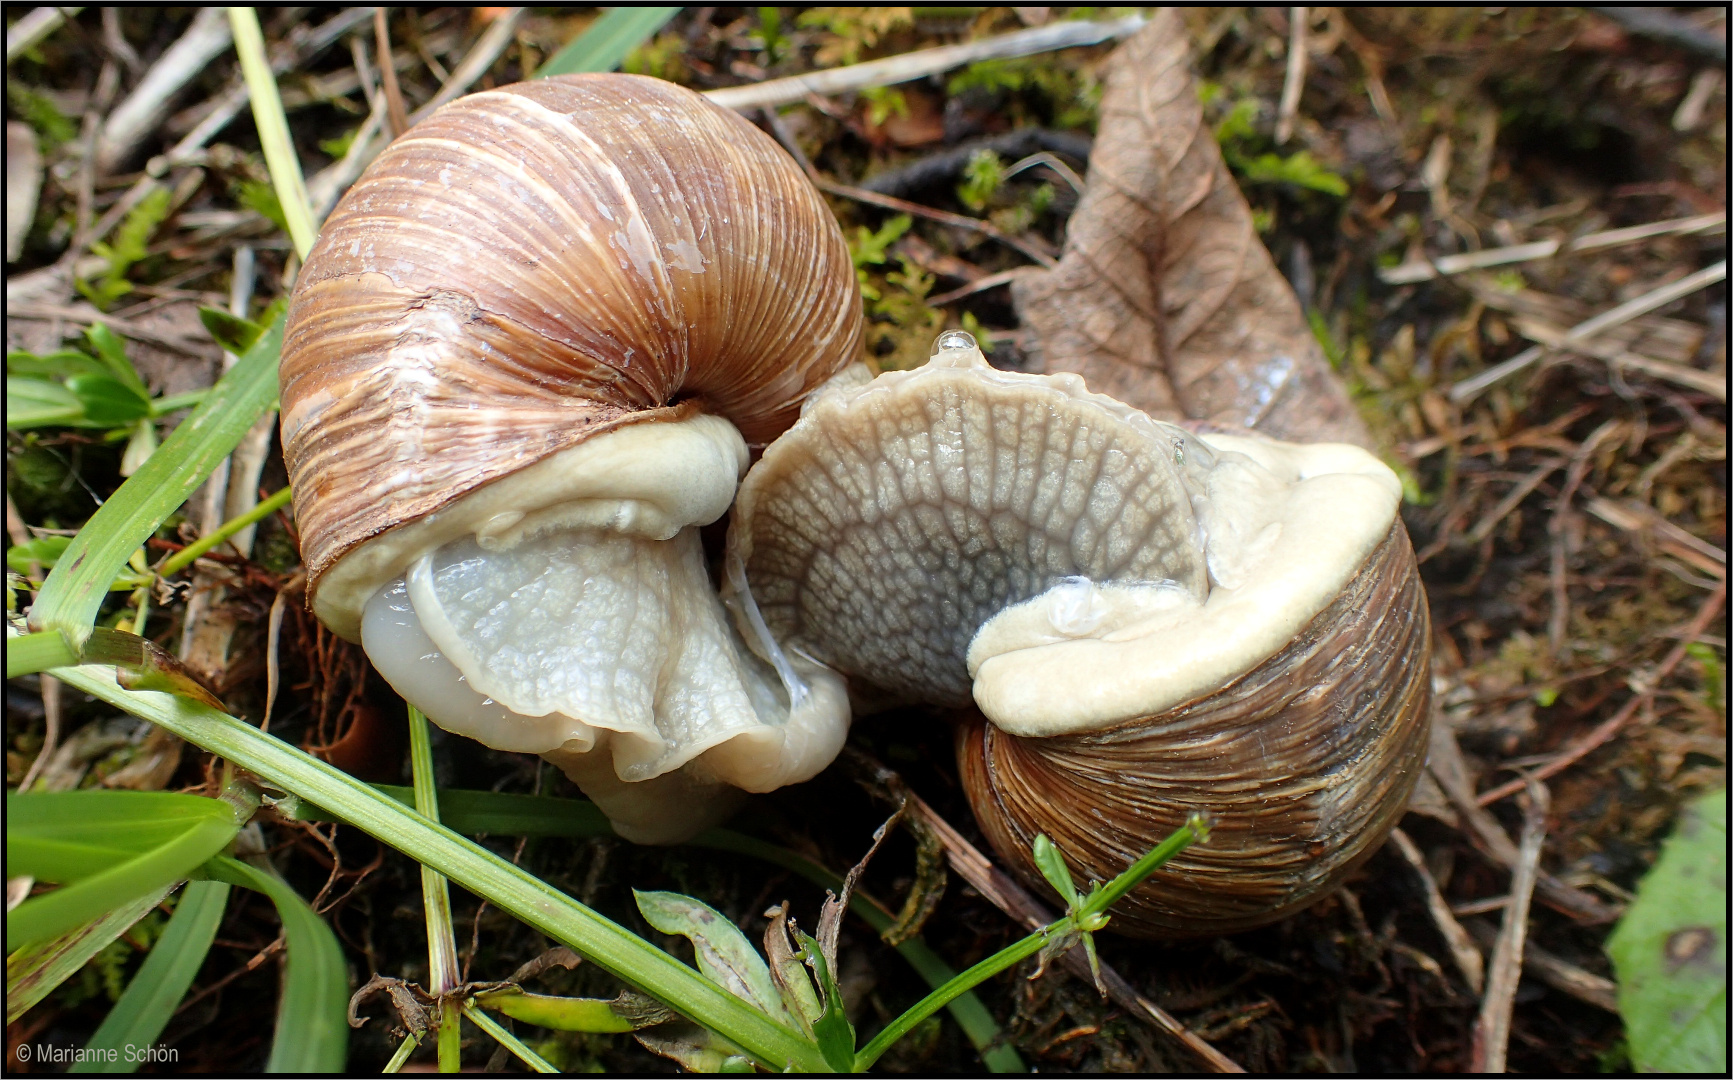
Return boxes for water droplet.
[933,329,976,354]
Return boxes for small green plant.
[1210,96,1349,197]
[948,57,1101,131]
[6,325,209,477]
[6,79,77,148]
[860,85,909,128]
[957,150,1005,212]
[798,8,915,67]
[75,187,173,311]
[622,31,689,81]
[234,177,290,235]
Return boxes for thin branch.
[1275,7,1308,145]
[1450,260,1728,403]
[704,15,1148,110]
[1471,781,1547,1074]
[1477,578,1727,805]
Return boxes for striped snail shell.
[279,75,862,842]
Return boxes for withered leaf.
[1012,11,1369,447]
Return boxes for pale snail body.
[280,75,862,841]
[727,340,1432,938]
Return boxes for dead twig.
[1389,828,1484,993]
[1549,420,1627,654]
[1450,260,1729,403]
[704,15,1148,111]
[1478,577,1727,806]
[373,8,409,139]
[1471,780,1547,1073]
[1380,211,1725,285]
[813,177,1059,269]
[1274,7,1308,145]
[96,8,233,173]
[1465,919,1618,1012]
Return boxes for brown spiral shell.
[279,74,862,610]
[956,521,1432,938]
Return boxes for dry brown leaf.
[1012,11,1369,447]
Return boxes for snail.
[725,332,1432,937]
[278,74,861,842]
[281,73,1431,935]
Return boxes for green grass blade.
[203,856,348,1073]
[6,815,238,949]
[5,883,177,1025]
[71,880,230,1074]
[536,8,681,77]
[462,1001,561,1073]
[6,629,77,677]
[307,788,1023,1072]
[228,8,315,258]
[27,313,283,649]
[49,665,829,1074]
[6,375,89,428]
[157,486,293,577]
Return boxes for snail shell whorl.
[956,521,1432,939]
[280,74,862,608]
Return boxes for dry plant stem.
[929,268,1026,306]
[374,8,409,138]
[5,302,220,359]
[1388,827,1483,993]
[1380,211,1726,284]
[704,15,1148,110]
[1450,259,1729,403]
[846,753,1244,1073]
[306,8,524,221]
[1274,7,1307,145]
[1585,497,1726,578]
[96,8,233,173]
[1478,577,1728,806]
[813,177,1059,268]
[1513,318,1726,401]
[1426,722,1616,922]
[1464,920,1618,1013]
[5,6,81,62]
[7,493,62,795]
[1472,782,1547,1074]
[179,246,259,683]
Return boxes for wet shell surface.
[958,522,1432,938]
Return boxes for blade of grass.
[6,813,237,949]
[227,8,315,258]
[406,704,462,1071]
[48,665,828,1074]
[304,787,1021,1072]
[535,8,680,77]
[156,486,292,577]
[71,880,230,1074]
[852,818,1205,1072]
[462,1001,560,1074]
[383,1031,420,1073]
[27,313,284,649]
[6,629,77,677]
[203,855,348,1073]
[6,884,177,1025]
